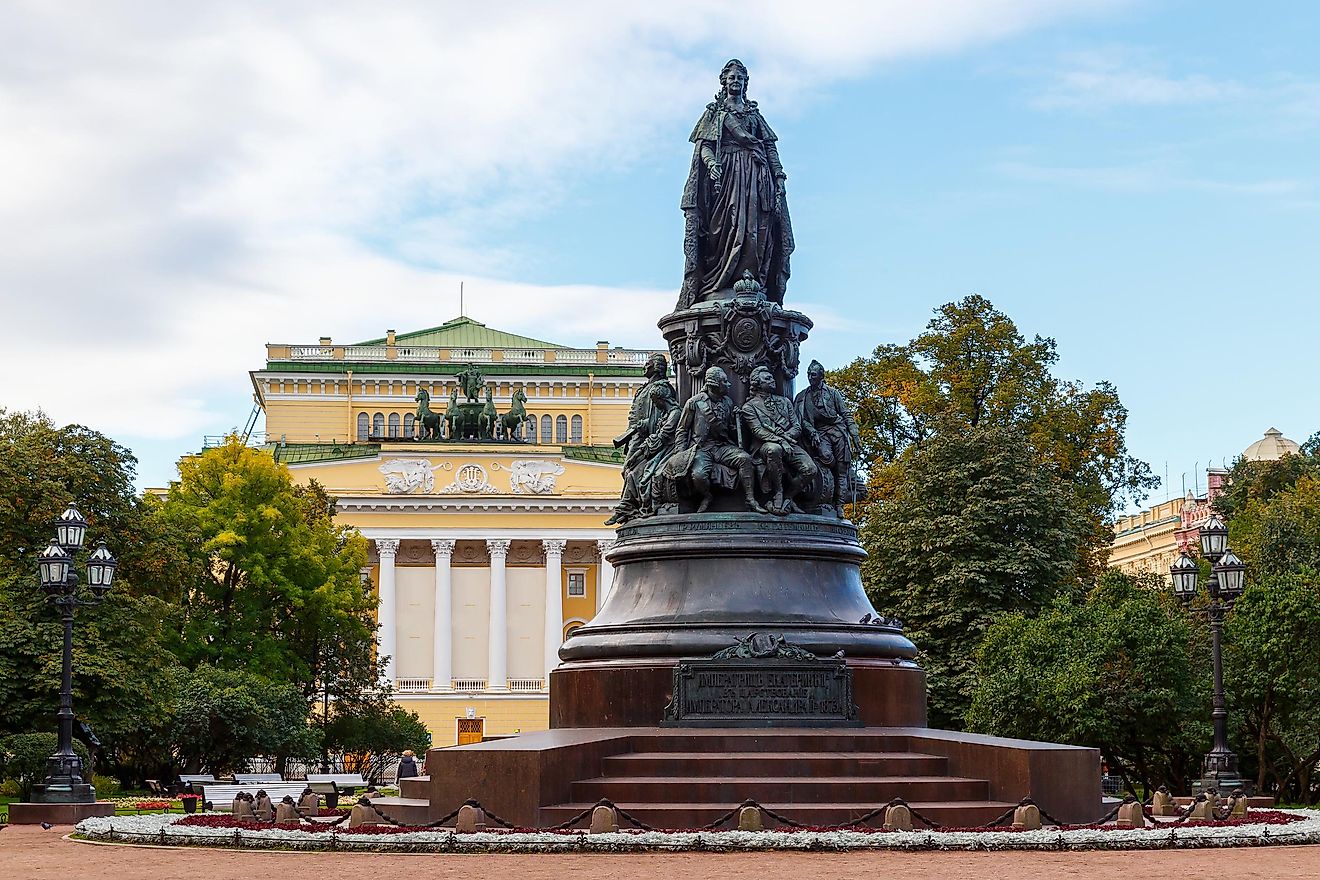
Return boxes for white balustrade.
[345,345,389,361]
[451,678,487,692]
[395,678,432,692]
[291,346,334,359]
[554,349,598,364]
[508,678,546,693]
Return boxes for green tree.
[323,701,430,785]
[862,422,1090,726]
[968,572,1207,794]
[155,439,375,701]
[0,411,185,785]
[1224,574,1320,803]
[832,296,1156,581]
[171,667,318,776]
[0,733,91,800]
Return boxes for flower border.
[73,810,1320,853]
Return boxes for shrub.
[0,733,92,800]
[92,773,122,797]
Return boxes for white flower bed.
[74,810,1320,852]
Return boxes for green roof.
[267,442,381,465]
[358,317,565,349]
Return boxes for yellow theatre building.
[250,317,662,746]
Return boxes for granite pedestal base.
[550,657,926,728]
[8,800,114,825]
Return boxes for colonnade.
[372,536,616,690]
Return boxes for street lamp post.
[30,502,117,805]
[1170,514,1247,794]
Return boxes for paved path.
[1,824,1318,879]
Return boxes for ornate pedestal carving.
[659,295,811,407]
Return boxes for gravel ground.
[1,824,1319,879]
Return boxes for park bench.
[305,773,368,791]
[178,774,218,793]
[234,773,284,784]
[199,782,307,812]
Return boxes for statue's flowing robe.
[680,100,794,308]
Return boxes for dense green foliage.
[968,572,1207,794]
[172,667,320,776]
[0,733,91,800]
[323,701,432,784]
[834,297,1155,727]
[0,413,421,787]
[1210,444,1320,802]
[862,423,1089,726]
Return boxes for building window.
[556,415,568,444]
[567,571,586,597]
[404,412,415,437]
[356,413,369,441]
[527,417,537,444]
[541,415,553,442]
[570,414,583,444]
[372,413,384,437]
[388,412,400,438]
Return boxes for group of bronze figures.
[606,59,862,524]
[412,365,533,443]
[606,353,861,523]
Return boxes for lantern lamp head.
[38,539,71,593]
[1170,551,1200,601]
[1214,548,1246,599]
[1199,514,1228,561]
[85,540,117,597]
[54,502,89,551]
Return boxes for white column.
[375,539,400,685]
[542,539,567,681]
[486,539,510,691]
[431,539,455,691]
[596,539,617,612]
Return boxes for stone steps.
[570,774,991,803]
[602,750,948,776]
[540,800,1018,830]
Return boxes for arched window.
[356,413,369,441]
[388,413,400,438]
[372,413,384,437]
[404,413,415,438]
[542,415,553,443]
[526,417,538,444]
[555,415,568,444]
[570,414,583,444]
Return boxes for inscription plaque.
[663,658,861,727]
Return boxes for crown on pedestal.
[733,270,765,298]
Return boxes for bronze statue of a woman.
[678,59,794,309]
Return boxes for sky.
[2,0,1318,508]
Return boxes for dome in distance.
[1243,427,1301,462]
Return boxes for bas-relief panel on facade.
[379,458,566,496]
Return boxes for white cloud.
[0,0,1121,446]
[995,159,1304,197]
[1035,47,1245,109]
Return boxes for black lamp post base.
[30,780,97,804]
[1195,770,1253,798]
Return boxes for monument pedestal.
[551,657,926,728]
[8,800,114,825]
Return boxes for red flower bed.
[134,801,174,811]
